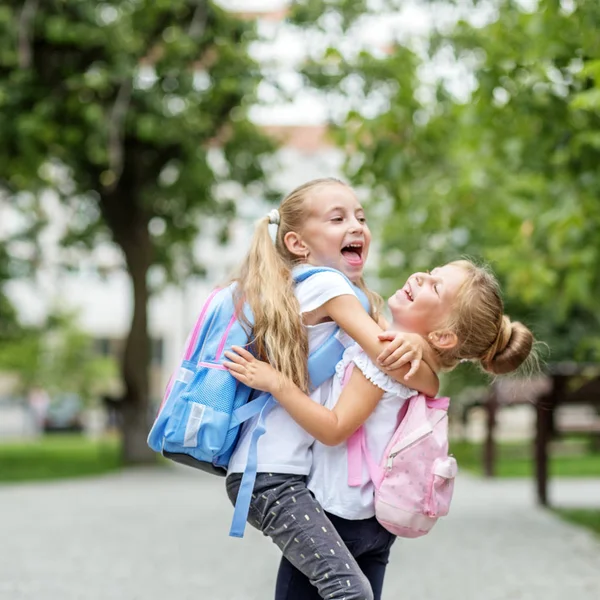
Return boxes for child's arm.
[322,295,439,397]
[224,346,384,446]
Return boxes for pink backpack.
[347,394,458,538]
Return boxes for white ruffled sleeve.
[340,346,415,400]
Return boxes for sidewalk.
[1,467,599,600]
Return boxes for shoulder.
[294,268,357,314]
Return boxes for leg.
[327,514,396,600]
[275,556,320,600]
[227,473,373,600]
[274,513,395,600]
[354,548,392,600]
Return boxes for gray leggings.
[226,472,374,600]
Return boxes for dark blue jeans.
[275,511,396,600]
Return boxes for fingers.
[223,362,248,383]
[231,345,254,360]
[404,358,421,381]
[377,332,396,341]
[379,343,411,367]
[224,350,250,366]
[376,332,398,364]
[222,360,246,375]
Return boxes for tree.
[300,0,600,365]
[0,1,275,462]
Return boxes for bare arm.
[322,295,439,397]
[224,347,384,446]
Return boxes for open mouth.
[402,283,414,302]
[341,242,364,266]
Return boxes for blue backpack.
[147,266,370,537]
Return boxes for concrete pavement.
[1,467,599,600]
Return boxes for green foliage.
[451,439,600,478]
[0,310,119,403]
[0,1,275,278]
[304,0,600,364]
[554,508,600,536]
[0,434,121,482]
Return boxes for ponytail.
[233,217,309,391]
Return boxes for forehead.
[305,184,362,215]
[432,264,467,292]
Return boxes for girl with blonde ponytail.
[225,178,440,600]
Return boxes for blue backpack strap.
[229,393,276,538]
[307,335,345,390]
[295,265,371,390]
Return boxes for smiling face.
[387,264,468,336]
[286,183,371,282]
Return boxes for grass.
[0,434,122,483]
[554,509,600,537]
[450,440,600,478]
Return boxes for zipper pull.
[387,455,394,469]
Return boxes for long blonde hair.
[233,178,382,391]
[434,260,534,375]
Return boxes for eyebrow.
[326,205,365,214]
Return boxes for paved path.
[1,468,599,600]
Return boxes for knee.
[350,572,374,600]
[360,577,375,600]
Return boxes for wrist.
[275,375,297,397]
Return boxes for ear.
[284,231,309,259]
[428,329,458,350]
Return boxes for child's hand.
[223,346,281,394]
[377,331,423,380]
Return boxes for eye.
[357,216,367,223]
[331,216,343,222]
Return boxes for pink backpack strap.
[347,426,384,489]
[347,428,363,487]
[162,288,221,403]
[185,288,221,361]
[426,396,450,411]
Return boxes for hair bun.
[482,318,533,375]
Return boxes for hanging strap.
[347,426,385,489]
[229,393,271,430]
[229,393,276,538]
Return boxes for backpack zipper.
[386,430,432,469]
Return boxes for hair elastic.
[267,208,280,225]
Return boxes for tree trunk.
[119,221,155,465]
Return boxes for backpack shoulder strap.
[347,425,385,489]
[293,265,353,284]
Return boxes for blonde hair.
[233,178,382,392]
[434,260,534,375]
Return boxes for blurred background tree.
[0,0,275,462]
[292,0,600,386]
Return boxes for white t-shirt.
[307,344,415,519]
[227,269,358,475]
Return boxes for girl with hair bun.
[226,258,534,600]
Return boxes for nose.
[348,216,364,234]
[414,272,431,286]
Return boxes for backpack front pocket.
[425,457,458,518]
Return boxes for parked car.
[43,394,84,433]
